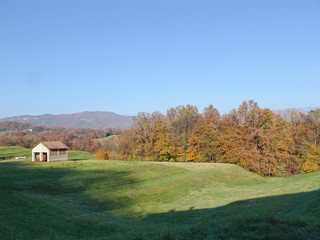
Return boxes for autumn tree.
[117,101,320,176]
[307,109,320,147]
[219,109,255,169]
[118,128,137,160]
[219,101,292,176]
[151,112,174,161]
[187,105,221,162]
[294,109,320,173]
[131,112,154,158]
[167,105,199,161]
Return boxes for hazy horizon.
[1,105,320,120]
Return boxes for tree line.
[119,100,320,176]
[0,122,120,154]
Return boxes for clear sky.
[0,0,319,118]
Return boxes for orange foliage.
[118,101,320,176]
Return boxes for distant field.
[0,148,319,239]
[0,146,94,161]
[96,135,118,143]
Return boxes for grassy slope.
[96,135,118,143]
[0,147,319,239]
[68,150,95,161]
[0,146,32,160]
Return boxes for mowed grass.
[0,146,31,160]
[0,147,320,239]
[68,150,95,161]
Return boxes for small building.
[32,141,68,162]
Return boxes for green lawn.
[0,146,31,160]
[68,150,95,161]
[0,147,319,239]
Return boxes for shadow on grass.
[0,161,319,240]
[0,160,140,239]
[140,190,320,240]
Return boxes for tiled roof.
[41,141,68,150]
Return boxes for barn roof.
[41,141,68,150]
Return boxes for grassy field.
[0,146,32,160]
[97,135,118,143]
[0,147,319,239]
[68,150,95,161]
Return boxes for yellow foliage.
[186,133,200,162]
[299,144,320,173]
[300,160,319,173]
[95,151,110,160]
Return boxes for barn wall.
[32,143,49,162]
[32,143,49,153]
[49,150,68,161]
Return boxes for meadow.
[0,146,319,239]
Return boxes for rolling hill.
[0,111,133,129]
[1,147,319,239]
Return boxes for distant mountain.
[0,121,50,132]
[273,107,319,115]
[0,111,133,129]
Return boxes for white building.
[32,141,68,162]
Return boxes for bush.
[95,150,109,160]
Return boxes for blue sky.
[0,0,319,118]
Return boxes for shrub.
[95,150,109,160]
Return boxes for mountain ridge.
[273,107,319,115]
[0,111,133,129]
[1,107,319,130]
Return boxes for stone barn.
[32,141,68,162]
